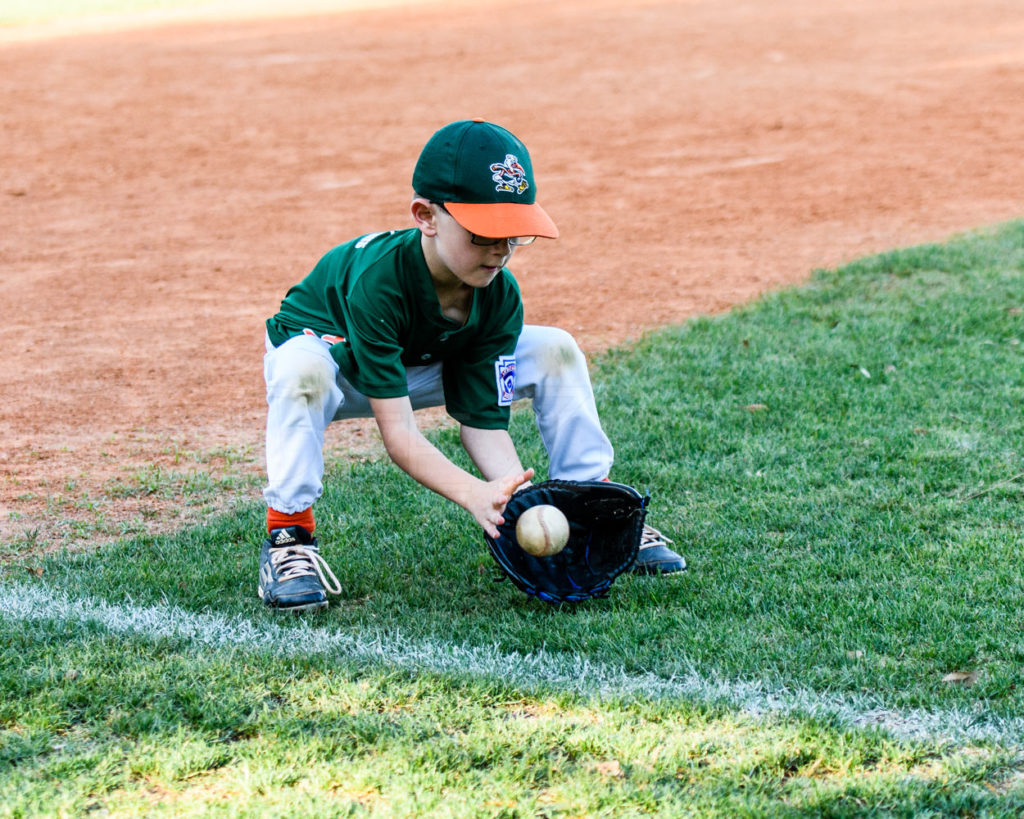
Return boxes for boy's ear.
[410,197,438,235]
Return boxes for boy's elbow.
[376,422,412,465]
[377,418,425,473]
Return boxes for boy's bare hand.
[473,468,535,538]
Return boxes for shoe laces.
[269,544,342,596]
[640,524,674,550]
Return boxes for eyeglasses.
[432,202,536,247]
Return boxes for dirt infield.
[2,0,1022,546]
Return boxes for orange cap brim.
[445,201,559,240]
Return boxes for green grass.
[3,220,1024,815]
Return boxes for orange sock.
[267,506,315,534]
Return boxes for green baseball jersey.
[266,228,524,429]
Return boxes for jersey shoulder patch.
[495,355,516,406]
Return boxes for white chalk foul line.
[2,581,1021,748]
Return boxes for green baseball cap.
[412,119,559,240]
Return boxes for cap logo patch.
[490,154,529,196]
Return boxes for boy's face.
[416,200,516,289]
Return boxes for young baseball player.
[259,118,686,611]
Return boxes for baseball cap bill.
[413,119,559,240]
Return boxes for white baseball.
[515,504,570,557]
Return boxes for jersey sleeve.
[442,283,524,429]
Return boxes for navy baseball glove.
[484,479,648,604]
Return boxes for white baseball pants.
[262,325,614,514]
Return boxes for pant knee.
[266,346,338,411]
[523,326,586,379]
[290,356,336,407]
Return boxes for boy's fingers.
[507,468,534,493]
[484,509,504,538]
[483,469,534,536]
